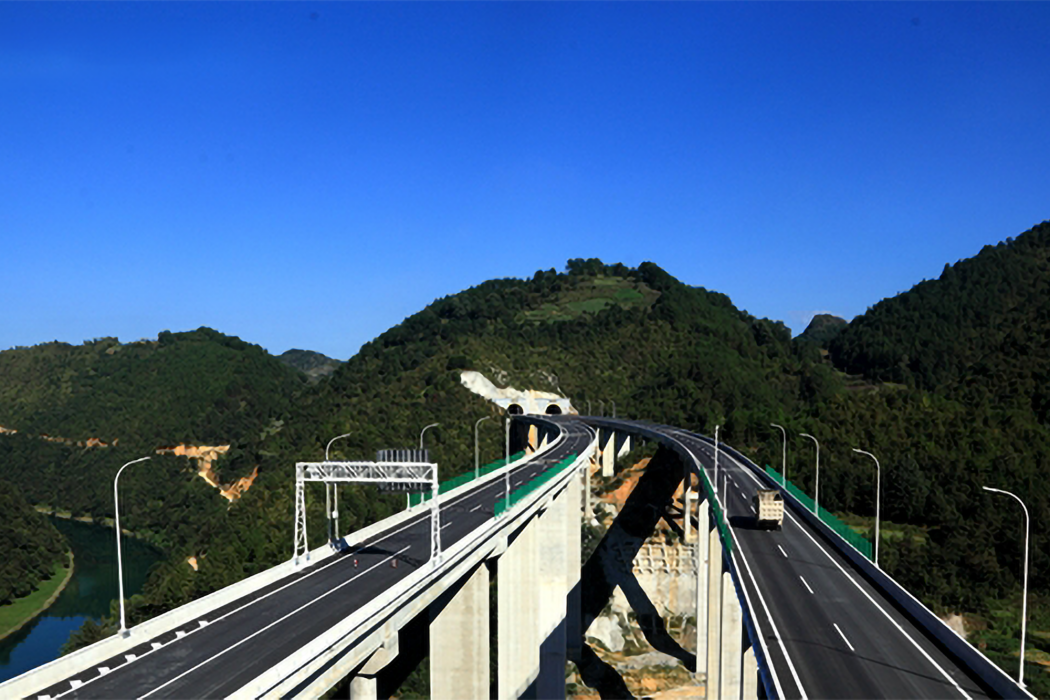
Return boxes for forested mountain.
[278,349,343,382]
[0,481,67,604]
[796,313,847,348]
[830,220,1050,423]
[0,328,306,448]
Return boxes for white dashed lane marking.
[833,623,856,652]
[777,545,788,558]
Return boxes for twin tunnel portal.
[0,413,1033,700]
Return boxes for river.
[0,518,163,683]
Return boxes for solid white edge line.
[722,450,973,700]
[799,576,814,595]
[140,545,413,699]
[672,436,801,700]
[833,623,856,652]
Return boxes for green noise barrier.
[408,451,526,506]
[494,453,579,517]
[699,460,734,554]
[765,465,873,560]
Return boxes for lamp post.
[114,456,151,637]
[505,416,512,509]
[852,449,881,567]
[474,416,492,479]
[770,424,787,485]
[714,425,721,504]
[610,400,617,418]
[983,486,1030,687]
[325,432,352,543]
[598,400,605,417]
[586,400,592,416]
[800,433,820,516]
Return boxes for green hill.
[0,328,306,448]
[829,220,1050,422]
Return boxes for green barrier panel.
[495,454,578,518]
[765,465,873,560]
[409,451,528,507]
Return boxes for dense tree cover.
[0,328,306,447]
[0,480,67,603]
[830,220,1050,421]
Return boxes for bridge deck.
[34,425,593,699]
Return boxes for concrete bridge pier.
[598,429,616,477]
[348,637,399,700]
[693,494,748,700]
[429,563,490,699]
[536,486,571,699]
[498,518,541,700]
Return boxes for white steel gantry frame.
[293,460,440,567]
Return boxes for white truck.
[753,489,784,530]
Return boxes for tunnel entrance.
[545,404,562,415]
[507,403,524,415]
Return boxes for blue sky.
[2,2,1048,359]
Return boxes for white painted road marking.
[799,576,814,595]
[778,545,788,558]
[97,667,110,676]
[722,448,973,700]
[124,654,136,662]
[834,623,856,651]
[470,504,482,512]
[139,544,413,699]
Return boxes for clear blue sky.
[3,2,1048,359]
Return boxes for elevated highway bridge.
[0,415,1033,700]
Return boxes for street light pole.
[114,456,151,637]
[771,424,787,484]
[610,400,616,418]
[714,425,721,504]
[598,400,605,417]
[325,432,352,543]
[983,486,1030,687]
[852,449,881,567]
[474,416,492,479]
[800,433,820,516]
[505,416,511,509]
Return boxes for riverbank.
[0,552,75,643]
[34,506,153,545]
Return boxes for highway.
[34,422,594,700]
[585,418,993,700]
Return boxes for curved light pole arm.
[420,423,440,450]
[983,486,1030,687]
[853,449,881,567]
[114,456,151,636]
[325,433,352,542]
[325,432,353,461]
